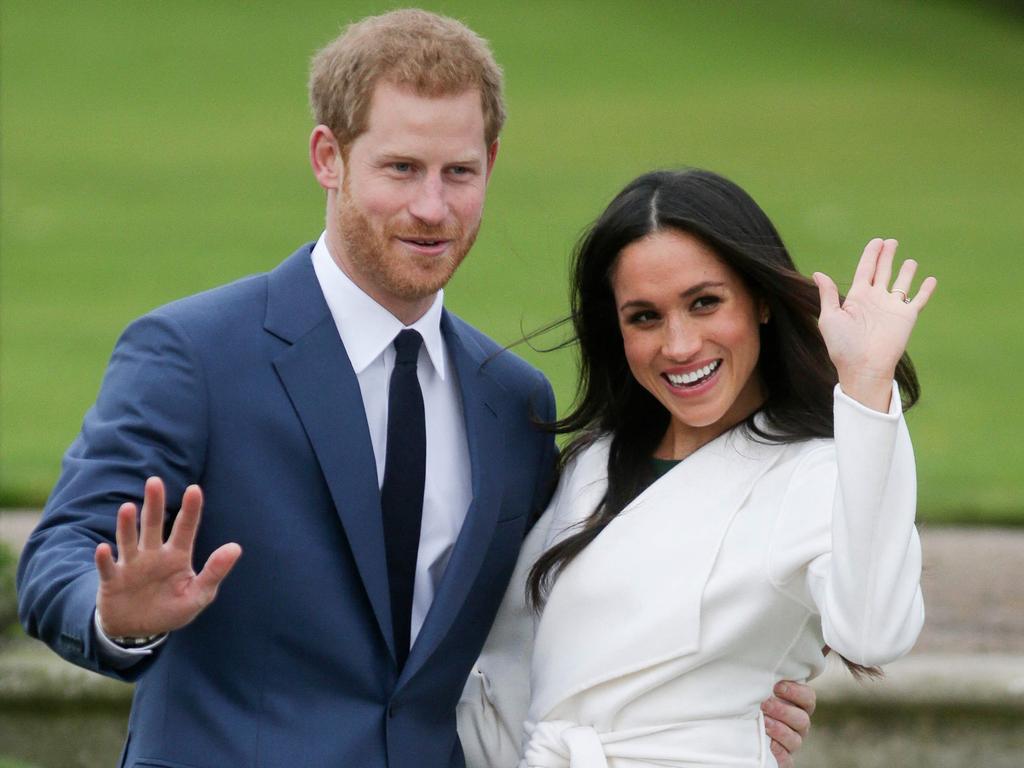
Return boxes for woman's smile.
[611,229,766,458]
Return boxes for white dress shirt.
[310,233,473,645]
[95,233,473,659]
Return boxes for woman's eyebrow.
[618,281,726,312]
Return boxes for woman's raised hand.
[813,238,936,412]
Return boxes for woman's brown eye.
[693,296,720,310]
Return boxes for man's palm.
[95,478,241,638]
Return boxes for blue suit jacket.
[17,243,557,768]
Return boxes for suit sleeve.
[16,311,208,681]
[769,382,925,667]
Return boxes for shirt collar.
[310,233,447,379]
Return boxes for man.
[17,10,813,768]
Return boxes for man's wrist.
[92,610,167,666]
[108,632,165,648]
[95,610,167,649]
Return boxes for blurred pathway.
[4,510,1022,654]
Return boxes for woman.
[458,169,934,767]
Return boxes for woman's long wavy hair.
[528,169,920,678]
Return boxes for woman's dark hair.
[529,168,919,678]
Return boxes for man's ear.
[484,139,499,181]
[310,125,343,190]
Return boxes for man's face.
[328,81,496,321]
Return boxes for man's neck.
[324,230,436,326]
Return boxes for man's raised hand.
[95,477,242,638]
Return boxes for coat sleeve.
[16,311,208,680]
[770,382,924,667]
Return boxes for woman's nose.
[661,317,700,360]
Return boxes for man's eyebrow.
[373,151,485,165]
[617,281,726,312]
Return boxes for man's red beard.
[334,187,479,303]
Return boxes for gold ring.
[891,289,910,304]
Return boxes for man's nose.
[408,175,447,226]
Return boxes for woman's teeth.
[666,360,720,387]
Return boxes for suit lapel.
[266,246,395,661]
[401,313,506,684]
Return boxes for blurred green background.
[1,0,1022,522]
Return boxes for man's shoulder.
[443,311,549,390]
[140,242,316,332]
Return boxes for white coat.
[458,384,924,768]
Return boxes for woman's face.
[610,229,766,457]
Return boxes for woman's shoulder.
[745,415,834,466]
[544,435,611,528]
[568,432,612,466]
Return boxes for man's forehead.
[358,81,489,154]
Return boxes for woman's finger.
[852,238,884,288]
[911,275,938,311]
[890,259,918,299]
[813,272,841,316]
[872,238,898,287]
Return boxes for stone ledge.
[3,639,1024,714]
[0,641,130,709]
[811,652,1024,711]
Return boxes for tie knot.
[393,329,423,365]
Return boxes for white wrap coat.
[458,384,924,768]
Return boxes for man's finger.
[95,542,117,582]
[167,484,204,552]
[115,502,139,560]
[774,679,818,718]
[139,476,167,549]
[770,740,794,768]
[193,543,243,604]
[764,713,803,755]
[762,695,812,741]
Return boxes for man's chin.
[389,269,457,301]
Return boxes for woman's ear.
[759,301,771,325]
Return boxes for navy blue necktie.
[381,329,426,670]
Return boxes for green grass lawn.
[2,0,1022,521]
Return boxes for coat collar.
[529,426,785,720]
